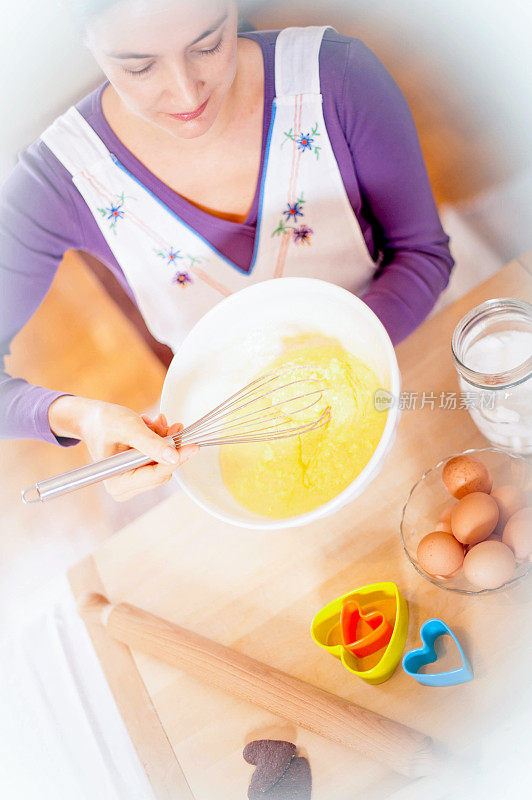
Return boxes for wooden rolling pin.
[79,593,441,778]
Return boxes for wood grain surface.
[79,595,437,778]
[69,557,194,800]
[69,259,532,800]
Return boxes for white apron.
[42,26,376,351]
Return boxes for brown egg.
[417,531,465,577]
[442,455,492,499]
[463,541,516,590]
[491,485,527,532]
[450,492,499,545]
[502,507,532,561]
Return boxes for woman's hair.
[68,0,118,26]
[68,0,244,28]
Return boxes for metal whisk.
[21,371,330,503]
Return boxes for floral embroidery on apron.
[173,271,193,288]
[96,191,131,233]
[282,121,321,159]
[272,94,311,277]
[271,193,313,246]
[41,26,377,351]
[154,246,182,265]
[153,247,199,287]
[88,162,216,293]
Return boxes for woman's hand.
[48,396,199,501]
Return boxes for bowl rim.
[163,277,401,529]
[400,446,531,594]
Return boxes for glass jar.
[451,298,532,454]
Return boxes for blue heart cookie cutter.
[402,618,473,686]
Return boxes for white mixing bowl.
[160,278,401,529]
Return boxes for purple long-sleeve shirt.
[0,29,453,446]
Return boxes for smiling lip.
[166,99,209,121]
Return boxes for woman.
[0,0,453,501]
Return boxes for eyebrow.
[107,12,228,59]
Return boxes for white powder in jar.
[465,331,532,373]
[460,330,532,454]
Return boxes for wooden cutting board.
[69,256,532,800]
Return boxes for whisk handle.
[21,438,175,503]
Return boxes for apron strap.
[41,106,110,176]
[274,26,332,98]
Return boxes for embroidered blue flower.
[282,123,321,158]
[96,192,136,233]
[292,224,313,245]
[167,248,182,264]
[155,247,183,265]
[297,133,314,152]
[107,204,124,220]
[282,200,304,222]
[98,203,124,232]
[173,271,192,288]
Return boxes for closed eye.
[123,62,155,77]
[198,38,223,57]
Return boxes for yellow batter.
[219,334,387,518]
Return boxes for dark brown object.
[244,739,312,800]
[265,757,312,800]
[244,740,297,793]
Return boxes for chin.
[160,116,216,140]
[143,97,218,140]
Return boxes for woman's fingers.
[141,413,168,437]
[104,441,198,501]
[167,421,185,442]
[168,418,199,462]
[74,400,199,500]
[104,460,175,500]
[119,414,181,465]
[159,421,197,461]
[141,414,181,439]
[87,406,199,500]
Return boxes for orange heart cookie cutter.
[340,600,393,658]
[311,582,409,684]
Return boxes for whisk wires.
[172,370,331,448]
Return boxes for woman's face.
[86,0,239,140]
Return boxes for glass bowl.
[400,447,531,594]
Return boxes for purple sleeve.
[339,40,454,344]
[0,141,83,446]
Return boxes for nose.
[162,57,204,112]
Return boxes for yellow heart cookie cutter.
[311,582,409,684]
